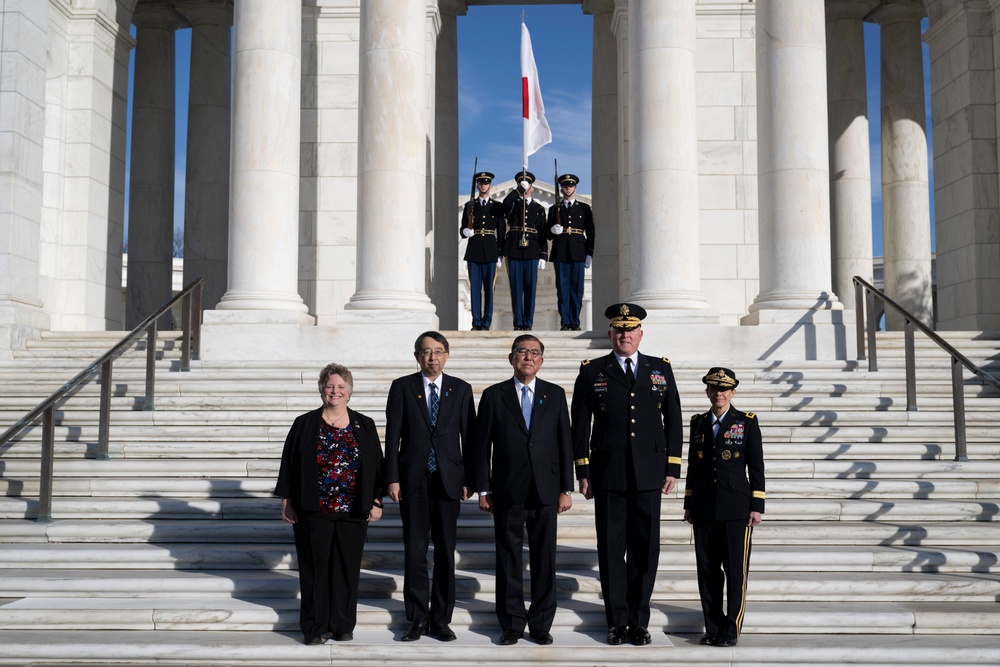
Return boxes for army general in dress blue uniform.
[546,174,595,331]
[684,367,765,648]
[571,303,683,646]
[461,171,505,331]
[502,171,548,330]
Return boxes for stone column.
[126,3,188,328]
[0,0,49,355]
[177,0,233,312]
[214,0,309,318]
[872,0,933,329]
[747,0,842,321]
[613,1,630,298]
[343,0,435,321]
[626,0,713,315]
[826,1,876,310]
[585,0,619,321]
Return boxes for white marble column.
[826,1,876,310]
[626,0,713,315]
[747,0,842,321]
[432,1,462,330]
[585,0,620,320]
[872,0,933,329]
[0,0,49,355]
[214,0,309,318]
[343,0,435,321]
[126,3,187,328]
[177,0,232,312]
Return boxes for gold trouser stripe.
[734,524,753,637]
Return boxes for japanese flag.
[521,22,551,167]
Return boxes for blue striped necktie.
[427,382,439,472]
[521,385,532,429]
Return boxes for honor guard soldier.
[461,171,505,331]
[502,171,548,330]
[684,367,765,648]
[571,303,683,646]
[547,174,595,331]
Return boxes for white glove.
[550,224,564,236]
[462,228,474,238]
[585,255,592,269]
[538,259,546,271]
[497,258,502,268]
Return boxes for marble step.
[0,542,995,574]
[1,567,997,602]
[2,630,1000,667]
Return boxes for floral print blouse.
[316,421,360,513]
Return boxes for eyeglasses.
[418,348,449,358]
[513,348,543,359]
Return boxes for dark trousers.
[553,260,584,328]
[468,261,497,329]
[399,469,461,627]
[292,510,368,638]
[693,519,753,640]
[492,492,558,634]
[507,259,538,328]
[593,488,661,628]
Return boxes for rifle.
[554,159,561,228]
[465,157,478,229]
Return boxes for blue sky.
[131,6,933,258]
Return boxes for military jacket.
[546,200,595,263]
[683,406,765,523]
[502,194,548,261]
[571,352,683,492]
[461,197,505,263]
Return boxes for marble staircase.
[1,330,1000,665]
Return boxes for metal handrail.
[0,278,204,522]
[853,276,1000,461]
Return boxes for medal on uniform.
[721,449,732,460]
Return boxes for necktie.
[427,383,439,472]
[521,385,532,429]
[625,358,635,387]
[713,418,720,439]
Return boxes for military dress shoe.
[715,635,738,647]
[401,621,427,642]
[499,629,523,645]
[607,626,628,645]
[628,626,651,645]
[699,633,716,645]
[529,630,553,645]
[333,631,353,642]
[430,623,457,642]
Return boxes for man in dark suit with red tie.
[474,334,574,646]
[385,331,476,642]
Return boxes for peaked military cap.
[475,171,495,183]
[702,367,739,389]
[558,174,580,187]
[514,170,536,184]
[605,302,646,330]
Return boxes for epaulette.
[582,359,590,366]
[690,413,700,422]
[662,357,670,363]
[746,412,756,419]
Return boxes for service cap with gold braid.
[474,171,495,184]
[605,302,647,330]
[702,366,739,389]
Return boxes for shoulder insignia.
[690,414,699,422]
[662,357,670,363]
[746,412,756,419]
[582,359,590,366]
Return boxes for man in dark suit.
[474,334,574,646]
[461,171,505,331]
[384,331,476,642]
[502,171,548,330]
[684,367,765,647]
[571,303,683,646]
[546,174,595,331]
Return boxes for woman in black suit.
[275,363,384,644]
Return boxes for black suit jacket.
[384,372,475,500]
[474,378,574,506]
[571,352,683,492]
[684,406,765,523]
[461,198,505,263]
[274,407,384,514]
[546,200,595,262]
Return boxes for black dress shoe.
[304,635,324,645]
[529,630,553,645]
[699,633,716,645]
[628,626,651,645]
[333,631,353,642]
[401,621,427,642]
[430,623,457,641]
[607,626,628,645]
[499,629,523,645]
[715,635,738,647]
[571,326,581,331]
